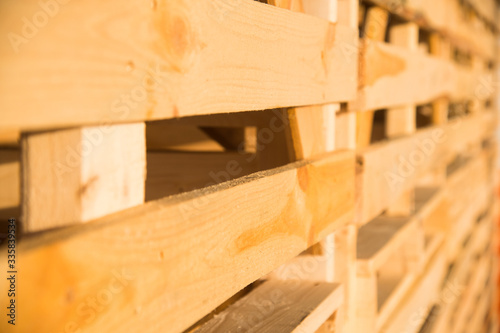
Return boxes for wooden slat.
[193,281,344,333]
[467,0,496,25]
[146,151,259,200]
[0,150,354,333]
[0,0,357,132]
[288,105,337,160]
[356,5,388,148]
[358,40,456,112]
[266,224,357,332]
[335,111,356,149]
[357,216,420,273]
[386,22,418,138]
[370,0,496,60]
[355,214,426,331]
[21,123,146,232]
[414,187,449,236]
[451,254,491,333]
[357,112,494,225]
[380,248,446,333]
[146,123,225,152]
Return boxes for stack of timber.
[0,0,498,332]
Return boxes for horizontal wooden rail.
[0,0,357,133]
[0,150,354,333]
[357,111,494,224]
[369,0,496,60]
[357,39,491,112]
[380,248,446,333]
[192,280,344,333]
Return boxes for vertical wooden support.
[364,7,389,41]
[288,105,337,160]
[386,22,418,138]
[336,110,357,150]
[357,6,388,148]
[333,224,357,332]
[22,123,146,231]
[471,55,485,113]
[354,274,378,332]
[336,0,358,151]
[383,23,419,215]
[267,0,304,12]
[285,0,340,160]
[386,190,415,216]
[430,33,451,124]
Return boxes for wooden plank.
[357,40,455,112]
[193,281,344,333]
[335,111,356,149]
[278,0,339,161]
[266,224,357,332]
[146,151,259,200]
[356,5,389,148]
[414,187,449,236]
[288,105,337,160]
[369,0,496,60]
[357,135,416,224]
[357,112,494,225]
[337,0,358,29]
[0,150,354,333]
[357,216,420,274]
[356,111,374,148]
[0,0,357,132]
[467,0,496,25]
[451,255,490,333]
[21,123,146,232]
[146,123,225,152]
[355,213,427,332]
[385,22,418,138]
[380,248,446,333]
[386,189,415,216]
[364,6,388,41]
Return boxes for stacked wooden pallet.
[0,0,498,332]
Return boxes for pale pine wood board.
[335,111,356,150]
[357,112,495,225]
[288,105,337,160]
[356,216,420,275]
[337,0,358,29]
[355,215,425,331]
[371,0,496,60]
[21,123,146,232]
[272,0,339,162]
[380,248,447,333]
[467,0,496,25]
[0,150,354,333]
[356,135,417,224]
[193,280,344,333]
[385,189,415,216]
[266,224,357,332]
[146,123,225,152]
[414,187,449,236]
[450,255,491,333]
[357,39,456,112]
[146,151,259,200]
[386,22,417,138]
[356,5,388,148]
[431,206,494,333]
[0,0,357,132]
[466,290,493,333]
